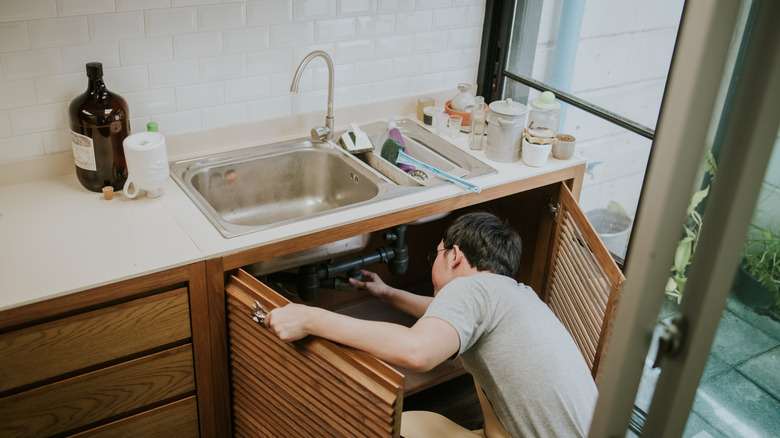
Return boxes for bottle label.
[71,131,96,171]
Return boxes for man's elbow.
[396,347,440,373]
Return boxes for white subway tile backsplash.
[356,14,395,37]
[42,129,72,154]
[10,102,68,134]
[103,65,150,93]
[120,36,173,65]
[200,54,247,81]
[1,48,63,79]
[392,54,428,76]
[125,87,177,116]
[248,48,293,75]
[89,12,145,42]
[247,1,293,26]
[371,77,408,100]
[57,0,115,16]
[149,60,200,88]
[117,0,171,12]
[152,108,201,134]
[202,101,248,129]
[248,95,292,121]
[354,59,392,83]
[379,0,415,12]
[429,48,466,72]
[448,26,480,48]
[412,30,447,53]
[334,39,374,63]
[417,0,451,9]
[225,75,271,102]
[0,2,482,166]
[61,42,120,72]
[174,31,223,59]
[294,0,336,21]
[29,17,89,48]
[0,0,56,22]
[335,83,373,107]
[0,133,45,161]
[198,2,246,31]
[375,34,412,56]
[0,80,37,110]
[443,67,475,87]
[145,7,197,36]
[270,22,315,48]
[339,0,377,16]
[176,81,224,109]
[396,10,433,33]
[408,72,444,94]
[35,73,84,104]
[292,89,327,114]
[316,18,355,42]
[0,111,11,137]
[0,22,30,52]
[433,6,468,29]
[224,27,270,54]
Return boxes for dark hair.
[442,212,522,277]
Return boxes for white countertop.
[0,116,583,312]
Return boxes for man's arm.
[349,270,433,318]
[266,303,459,373]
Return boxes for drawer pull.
[251,300,269,328]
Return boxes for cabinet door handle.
[251,300,269,327]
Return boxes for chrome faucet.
[290,50,335,142]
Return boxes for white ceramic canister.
[486,98,528,162]
[527,91,561,132]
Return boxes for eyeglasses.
[427,248,449,266]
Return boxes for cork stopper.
[102,186,114,200]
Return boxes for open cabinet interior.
[224,180,623,436]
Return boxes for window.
[478,0,685,261]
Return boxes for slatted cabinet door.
[543,183,625,386]
[225,269,404,438]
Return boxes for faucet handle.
[311,126,331,142]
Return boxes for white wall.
[0,0,485,165]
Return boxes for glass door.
[590,0,780,436]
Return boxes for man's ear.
[449,244,465,269]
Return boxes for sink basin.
[170,139,398,237]
[170,119,496,238]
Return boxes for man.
[267,212,597,437]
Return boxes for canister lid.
[488,98,528,117]
[530,91,561,110]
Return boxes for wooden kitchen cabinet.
[0,263,205,438]
[207,163,624,437]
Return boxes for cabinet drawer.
[70,396,199,438]
[0,344,195,438]
[0,287,191,393]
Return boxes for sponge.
[340,123,374,154]
[388,120,414,172]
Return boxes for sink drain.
[408,169,429,181]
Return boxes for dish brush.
[340,123,374,154]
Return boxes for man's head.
[442,211,522,277]
[430,212,522,291]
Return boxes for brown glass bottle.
[69,62,130,192]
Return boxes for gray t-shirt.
[422,272,598,437]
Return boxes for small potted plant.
[735,230,780,310]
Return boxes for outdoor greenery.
[742,230,780,309]
[665,151,717,304]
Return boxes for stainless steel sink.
[170,119,496,238]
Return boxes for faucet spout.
[290,50,335,141]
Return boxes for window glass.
[500,0,685,259]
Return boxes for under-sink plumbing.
[268,225,409,302]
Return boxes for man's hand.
[266,303,311,342]
[349,270,392,301]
